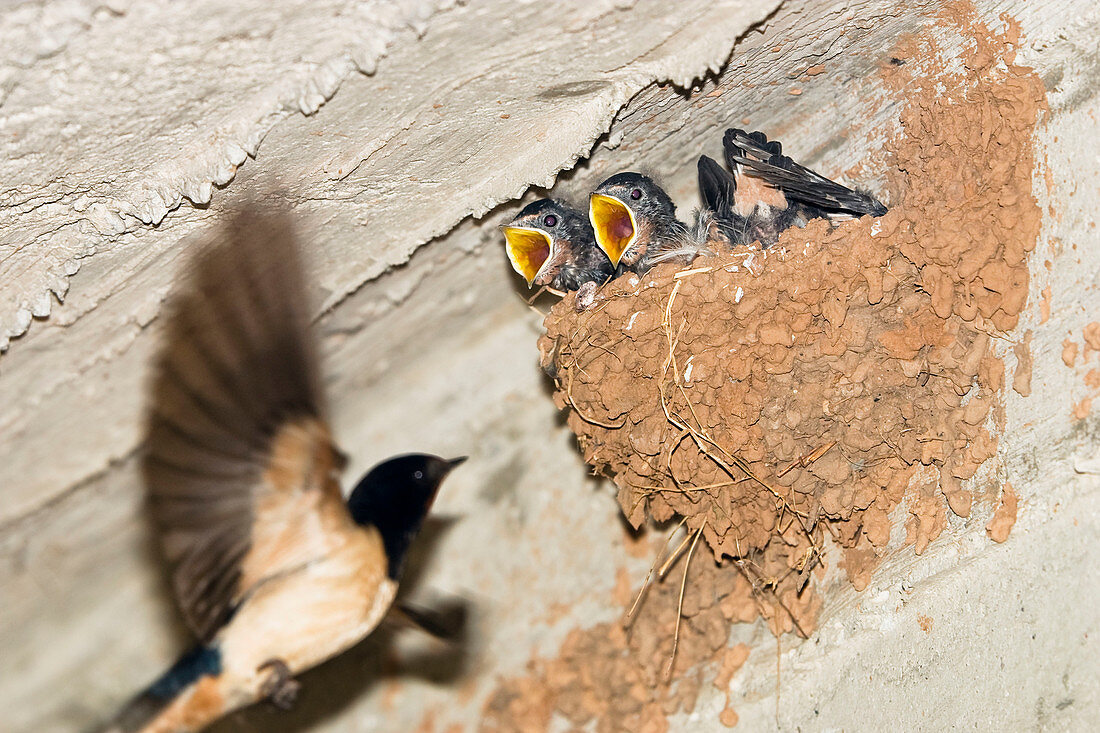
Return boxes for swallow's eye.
[414,470,424,481]
[630,188,642,200]
[543,214,558,227]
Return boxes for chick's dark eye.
[630,188,642,200]
[543,214,558,227]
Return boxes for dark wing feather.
[697,155,735,220]
[144,208,331,642]
[723,128,887,217]
[698,154,753,244]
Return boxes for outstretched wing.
[723,128,887,216]
[144,207,347,642]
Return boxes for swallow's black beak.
[422,455,465,513]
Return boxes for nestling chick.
[715,127,888,246]
[502,199,614,292]
[589,172,706,273]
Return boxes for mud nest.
[482,7,1044,732]
[536,9,1044,637]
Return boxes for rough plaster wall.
[0,0,454,349]
[1,0,1098,732]
[0,0,770,524]
[0,1,776,730]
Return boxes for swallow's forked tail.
[94,645,222,733]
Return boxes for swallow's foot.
[258,658,300,710]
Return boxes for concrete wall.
[1,0,1098,731]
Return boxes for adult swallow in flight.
[713,127,888,246]
[105,208,465,733]
[502,198,615,292]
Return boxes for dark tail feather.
[91,646,221,733]
[723,128,888,217]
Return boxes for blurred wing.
[144,208,347,642]
[723,128,887,216]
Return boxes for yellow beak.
[502,226,553,287]
[589,193,636,267]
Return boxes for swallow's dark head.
[347,454,466,580]
[590,172,678,267]
[502,199,594,288]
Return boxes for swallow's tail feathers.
[92,646,223,733]
[391,599,469,642]
[723,128,888,217]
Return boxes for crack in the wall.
[302,2,781,318]
[0,0,768,520]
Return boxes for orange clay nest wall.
[537,10,1044,633]
[483,6,1045,732]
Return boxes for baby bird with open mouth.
[588,128,889,275]
[502,198,615,292]
[587,172,707,274]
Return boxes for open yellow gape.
[589,193,636,266]
[502,226,553,286]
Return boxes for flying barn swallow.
[502,198,615,292]
[715,127,888,246]
[105,208,465,733]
